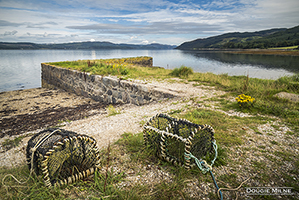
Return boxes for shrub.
[170,66,193,78]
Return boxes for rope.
[185,140,223,199]
[216,176,251,200]
[210,170,223,200]
[185,146,251,200]
[2,129,61,187]
[186,152,223,199]
[184,140,218,174]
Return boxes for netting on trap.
[143,113,217,171]
[26,128,100,187]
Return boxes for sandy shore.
[0,88,108,138]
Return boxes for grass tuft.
[169,65,194,78]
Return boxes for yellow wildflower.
[236,94,255,108]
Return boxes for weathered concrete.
[41,63,177,106]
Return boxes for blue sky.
[0,0,298,45]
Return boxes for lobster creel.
[143,113,217,170]
[26,128,101,187]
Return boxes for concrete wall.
[41,63,177,106]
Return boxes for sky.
[0,0,299,45]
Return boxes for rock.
[273,92,299,103]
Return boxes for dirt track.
[0,88,108,138]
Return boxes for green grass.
[189,73,299,127]
[49,57,172,80]
[50,60,129,76]
[181,108,275,147]
[0,165,63,199]
[6,59,297,199]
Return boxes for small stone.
[273,92,299,103]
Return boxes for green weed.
[1,135,25,151]
[107,104,121,116]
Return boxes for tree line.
[223,32,299,49]
[176,25,299,50]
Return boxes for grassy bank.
[49,57,171,80]
[189,72,299,127]
[1,61,298,199]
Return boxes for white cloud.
[142,40,149,44]
[254,0,299,14]
[225,0,299,31]
[130,36,137,39]
[67,21,220,36]
[0,0,298,44]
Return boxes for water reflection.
[91,50,96,60]
[180,50,299,73]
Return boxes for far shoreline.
[223,49,299,56]
[177,48,299,56]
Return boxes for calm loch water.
[0,49,298,92]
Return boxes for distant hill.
[0,41,176,50]
[176,25,299,50]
